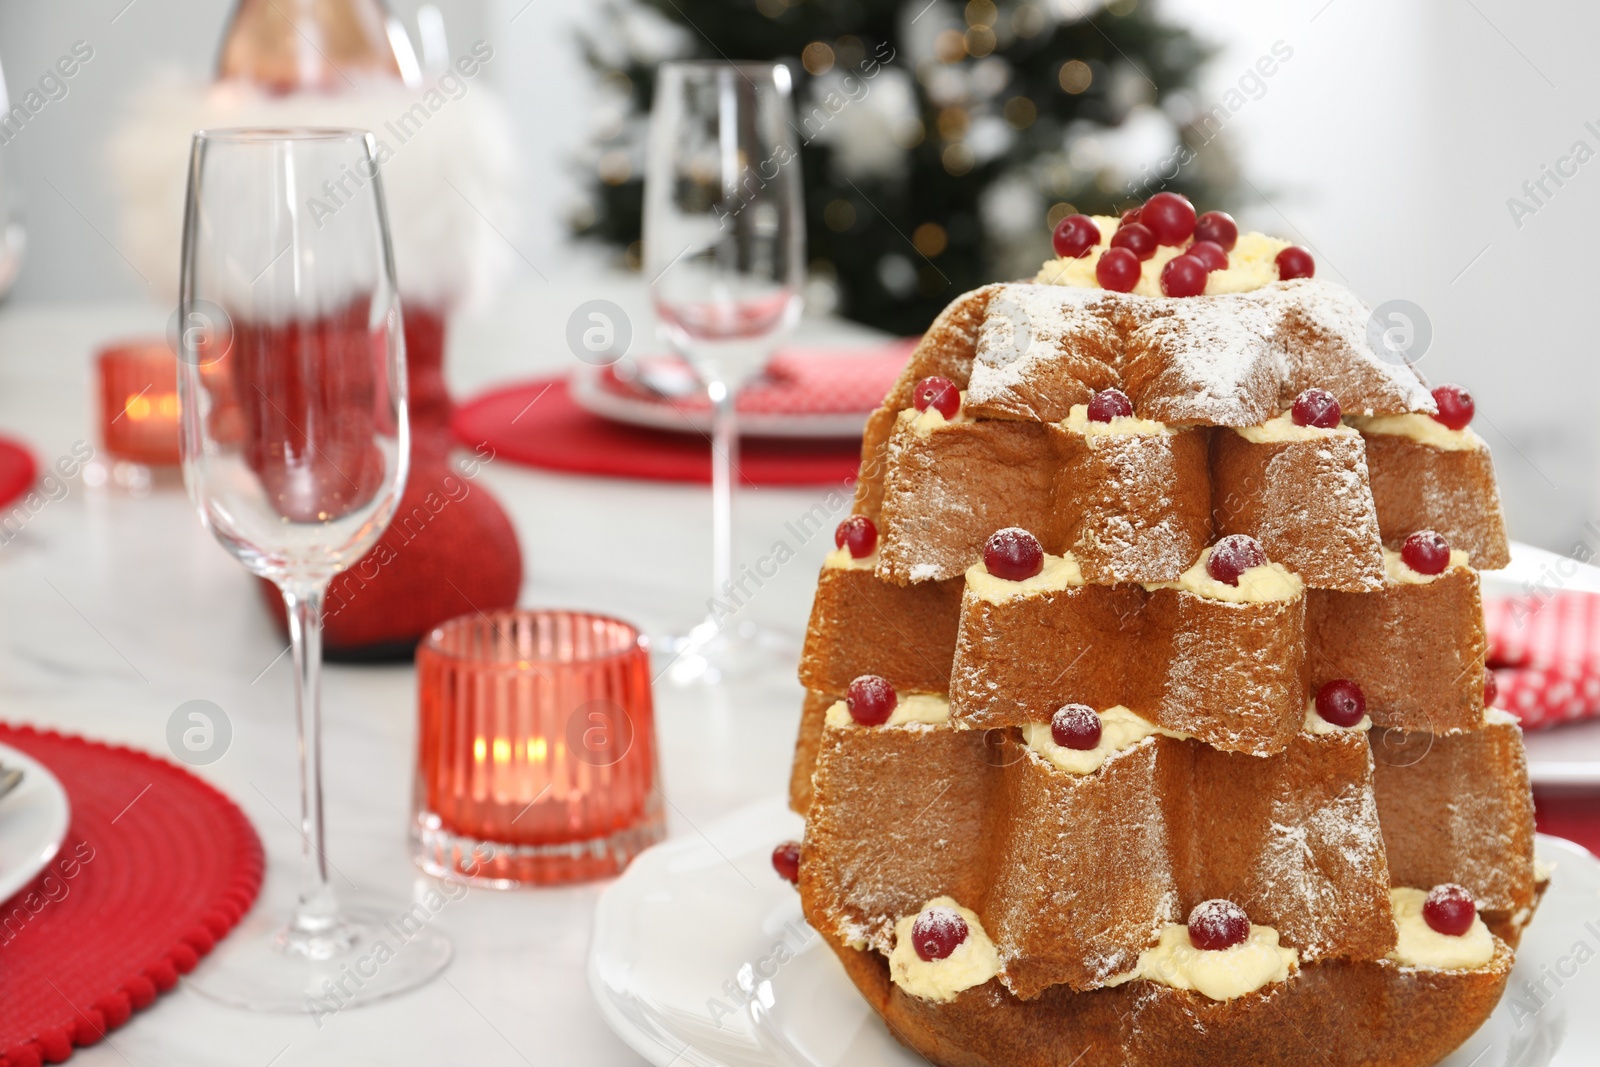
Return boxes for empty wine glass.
[644,61,805,685]
[175,128,448,1010]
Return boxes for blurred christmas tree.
[573,0,1236,335]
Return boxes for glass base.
[185,896,452,1014]
[658,617,797,686]
[411,798,667,888]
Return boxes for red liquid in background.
[226,300,392,523]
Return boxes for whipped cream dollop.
[888,897,1002,1002]
[1386,888,1496,970]
[964,552,1084,605]
[1303,700,1373,736]
[899,392,972,438]
[1153,547,1303,604]
[1022,705,1184,774]
[1035,218,1292,297]
[1105,922,1298,1001]
[1234,411,1357,444]
[1353,413,1484,452]
[824,693,951,729]
[1062,403,1171,437]
[1383,547,1470,585]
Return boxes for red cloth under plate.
[0,436,37,511]
[1486,593,1600,729]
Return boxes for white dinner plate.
[0,740,71,904]
[569,364,872,440]
[590,797,1600,1067]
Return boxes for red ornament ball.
[985,527,1044,581]
[1188,899,1250,951]
[1086,387,1134,423]
[1206,534,1268,586]
[911,906,969,961]
[1051,704,1102,751]
[1110,222,1157,261]
[913,375,961,419]
[1160,255,1208,298]
[1431,384,1475,430]
[1291,387,1342,429]
[1052,214,1102,259]
[846,674,897,726]
[1192,210,1238,251]
[1422,883,1477,937]
[834,515,878,559]
[1095,246,1141,292]
[1315,679,1367,728]
[1401,530,1451,576]
[1276,245,1315,280]
[771,841,801,884]
[1187,239,1229,273]
[1141,192,1197,245]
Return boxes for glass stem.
[281,579,340,951]
[708,379,737,625]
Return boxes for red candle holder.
[411,609,666,886]
[98,341,181,466]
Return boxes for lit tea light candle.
[98,341,181,466]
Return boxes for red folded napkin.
[1485,593,1600,729]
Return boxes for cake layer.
[798,559,963,696]
[788,688,839,815]
[1362,429,1512,569]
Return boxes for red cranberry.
[912,375,960,419]
[1206,534,1268,586]
[1400,530,1451,576]
[1140,192,1197,245]
[846,674,897,726]
[1052,214,1101,259]
[1276,245,1315,280]
[1159,255,1208,298]
[1188,899,1250,951]
[1086,387,1134,423]
[772,841,801,884]
[1110,222,1157,261]
[1315,679,1366,728]
[1095,246,1141,293]
[1050,704,1102,750]
[1187,240,1229,273]
[1291,388,1342,429]
[1484,667,1499,707]
[1431,384,1475,430]
[1422,884,1477,937]
[1193,211,1238,251]
[911,906,969,961]
[834,515,878,559]
[984,527,1044,581]
[1119,207,1143,228]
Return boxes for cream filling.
[1234,411,1356,444]
[898,392,971,438]
[824,693,951,729]
[1386,888,1496,970]
[1104,923,1297,1001]
[823,545,877,571]
[1149,548,1303,604]
[1022,705,1185,775]
[888,897,1002,1003]
[964,552,1084,605]
[1484,707,1520,727]
[1062,403,1171,437]
[1034,219,1291,297]
[1303,700,1373,736]
[1383,547,1471,585]
[1354,413,1484,452]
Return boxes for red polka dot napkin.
[1485,593,1600,729]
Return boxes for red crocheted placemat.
[452,376,864,487]
[0,436,36,511]
[0,724,263,1067]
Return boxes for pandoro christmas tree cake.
[771,194,1540,1067]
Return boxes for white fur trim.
[107,73,520,311]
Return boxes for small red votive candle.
[98,341,181,466]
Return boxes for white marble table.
[0,271,883,1066]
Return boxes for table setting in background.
[0,2,1598,1067]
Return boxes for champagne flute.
[644,61,805,685]
[176,128,448,1010]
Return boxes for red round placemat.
[0,435,37,511]
[0,724,263,1067]
[452,377,864,487]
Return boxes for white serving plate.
[0,740,71,904]
[590,797,1600,1067]
[569,363,872,439]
